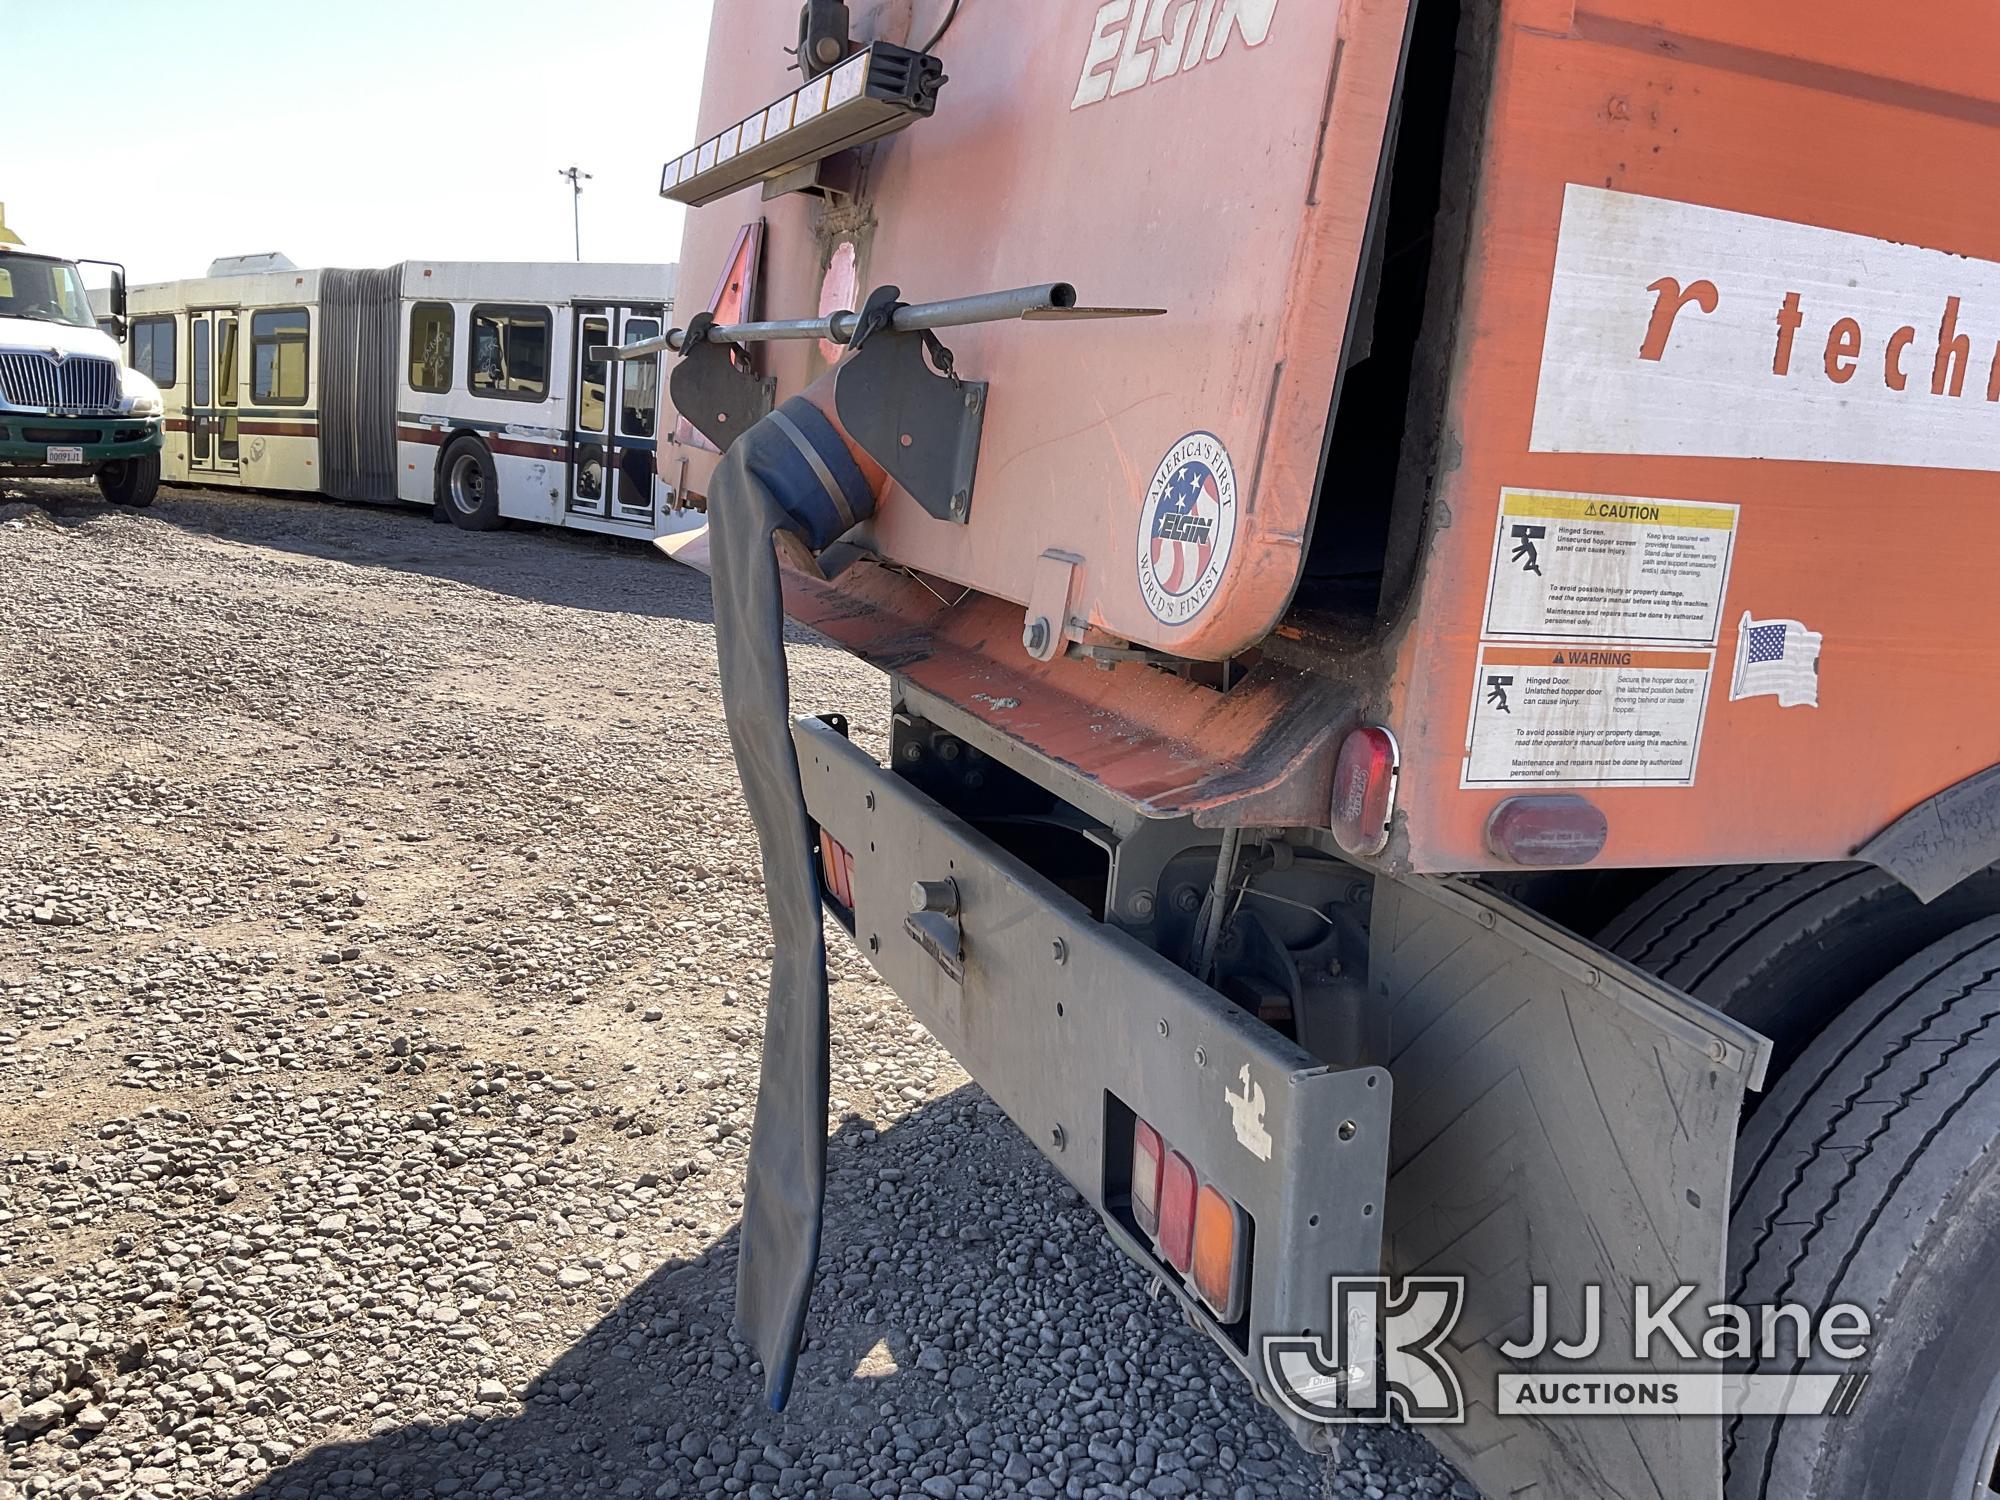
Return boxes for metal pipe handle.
[596,282,1161,362]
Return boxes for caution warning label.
[1482,489,1738,647]
[1462,646,1714,789]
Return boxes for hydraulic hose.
[703,381,884,1409]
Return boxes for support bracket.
[1022,548,1083,661]
[833,285,988,524]
[666,311,774,453]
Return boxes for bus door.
[608,305,662,526]
[566,303,663,525]
[567,307,611,518]
[187,309,240,474]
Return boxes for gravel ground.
[0,481,1463,1500]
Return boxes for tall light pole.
[558,166,592,261]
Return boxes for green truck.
[0,205,163,506]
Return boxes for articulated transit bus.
[124,257,698,540]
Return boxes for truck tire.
[439,436,503,531]
[1725,917,2000,1498]
[97,454,159,508]
[1601,862,2000,1093]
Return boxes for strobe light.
[660,42,945,208]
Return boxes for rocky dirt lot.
[0,483,1459,1500]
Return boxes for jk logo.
[1261,1277,1467,1424]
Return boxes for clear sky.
[2,0,714,283]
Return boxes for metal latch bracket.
[833,285,987,525]
[665,310,775,453]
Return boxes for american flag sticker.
[1729,611,1822,708]
[1136,431,1239,626]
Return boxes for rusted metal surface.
[666,0,2000,873]
[663,519,1356,824]
[798,551,1356,824]
[665,0,1414,662]
[1389,0,2000,872]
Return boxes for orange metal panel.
[670,0,2000,875]
[665,525,1352,825]
[1390,0,2000,871]
[666,0,1413,660]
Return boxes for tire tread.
[1724,918,2000,1496]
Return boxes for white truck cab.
[0,204,163,505]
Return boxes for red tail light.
[1484,795,1608,866]
[1158,1149,1198,1272]
[1128,1112,1253,1325]
[1131,1120,1164,1237]
[1330,725,1399,857]
[818,827,855,906]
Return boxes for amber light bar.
[660,42,945,208]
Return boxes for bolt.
[1128,889,1156,920]
[1050,937,1067,965]
[864,790,876,810]
[1193,1046,1207,1067]
[1156,1018,1170,1039]
[1050,1124,1067,1153]
[1173,885,1202,914]
[867,933,880,954]
[901,743,923,763]
[1707,1038,1730,1064]
[1337,1120,1358,1142]
[1022,616,1051,656]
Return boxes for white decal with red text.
[1532,185,2000,472]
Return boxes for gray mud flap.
[1372,876,1770,1500]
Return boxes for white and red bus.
[122,255,699,539]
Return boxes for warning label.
[1482,489,1738,647]
[1462,646,1714,788]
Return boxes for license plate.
[46,445,83,465]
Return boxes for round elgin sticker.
[1136,431,1238,625]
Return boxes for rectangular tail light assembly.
[660,43,945,208]
[1131,1119,1164,1238]
[817,827,856,910]
[1127,1109,1251,1327]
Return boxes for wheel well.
[432,429,489,500]
[1480,867,1681,941]
[1594,860,2000,1105]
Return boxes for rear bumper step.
[795,715,1390,1423]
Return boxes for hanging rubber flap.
[704,393,878,1408]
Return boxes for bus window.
[251,307,309,406]
[578,316,608,432]
[620,317,659,438]
[408,302,454,393]
[469,304,551,401]
[192,319,211,406]
[131,316,177,387]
